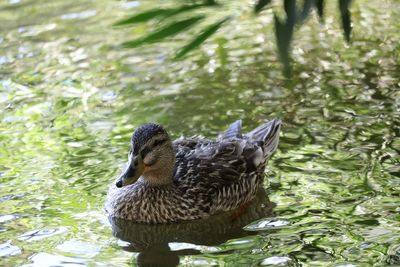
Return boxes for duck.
[105,119,281,224]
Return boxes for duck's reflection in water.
[109,189,275,267]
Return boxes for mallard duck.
[105,119,281,224]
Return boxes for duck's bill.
[115,160,144,188]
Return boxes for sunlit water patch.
[0,0,399,266]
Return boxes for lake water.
[0,0,399,266]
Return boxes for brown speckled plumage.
[105,119,281,224]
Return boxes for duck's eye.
[133,157,138,166]
[140,147,151,161]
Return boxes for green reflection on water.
[0,0,399,266]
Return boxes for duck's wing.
[207,139,264,181]
[173,137,262,186]
[172,119,281,185]
[173,136,210,168]
[218,120,242,140]
[246,118,281,159]
[209,119,281,180]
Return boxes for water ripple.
[18,227,68,242]
[0,241,21,257]
[60,10,97,20]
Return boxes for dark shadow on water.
[109,189,275,267]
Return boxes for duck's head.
[116,123,175,188]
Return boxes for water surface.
[0,0,399,266]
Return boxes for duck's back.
[172,119,281,213]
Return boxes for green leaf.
[254,0,272,13]
[315,0,324,21]
[274,15,292,69]
[339,0,352,43]
[274,1,296,74]
[284,0,297,25]
[161,4,215,20]
[174,16,231,59]
[122,16,205,48]
[298,0,314,23]
[114,3,216,27]
[114,9,171,26]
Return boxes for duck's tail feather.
[219,119,242,140]
[246,119,281,158]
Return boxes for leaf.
[284,0,297,25]
[339,0,352,43]
[122,16,205,48]
[298,0,314,23]
[114,3,215,27]
[315,0,324,21]
[274,15,292,70]
[254,0,272,13]
[274,1,296,74]
[114,9,171,26]
[161,4,216,20]
[174,16,231,59]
